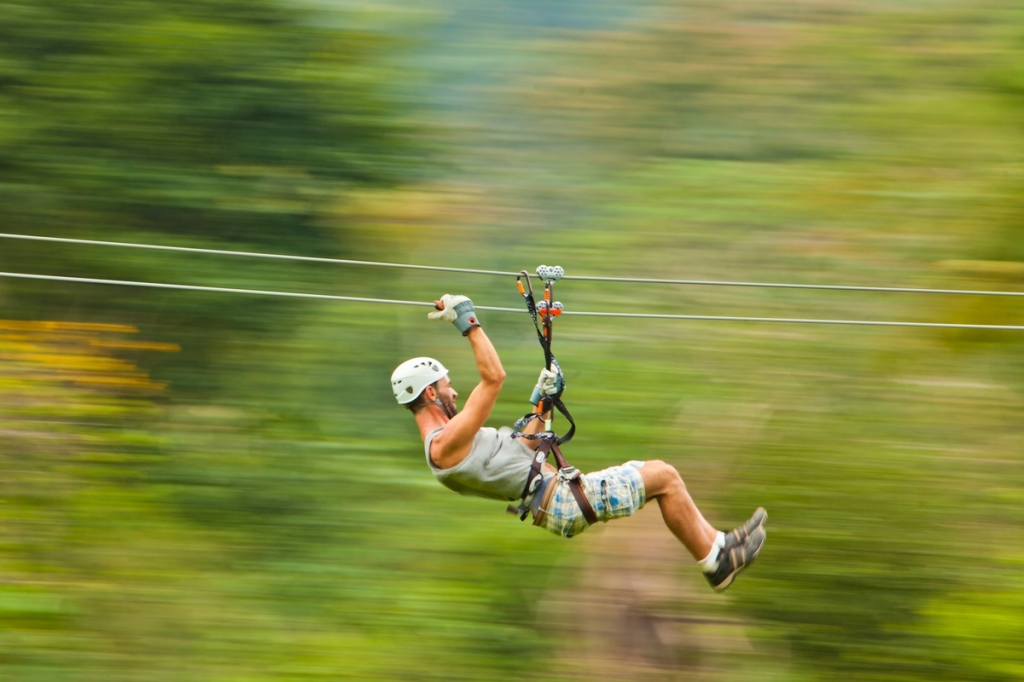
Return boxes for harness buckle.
[510,474,543,521]
[558,466,581,481]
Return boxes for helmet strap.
[408,383,439,410]
[435,398,459,419]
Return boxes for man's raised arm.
[427,295,506,468]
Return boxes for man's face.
[435,376,458,418]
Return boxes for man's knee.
[646,459,682,480]
[640,459,686,496]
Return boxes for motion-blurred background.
[2,1,1023,680]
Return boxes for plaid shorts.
[533,461,647,538]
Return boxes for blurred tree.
[0,0,421,388]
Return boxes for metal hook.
[517,269,534,297]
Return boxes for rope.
[2,232,1022,298]
[3,271,1023,331]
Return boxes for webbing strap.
[550,396,575,445]
[550,441,569,469]
[552,443,598,526]
[568,478,599,526]
[508,439,553,520]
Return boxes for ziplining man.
[392,293,766,591]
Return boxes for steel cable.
[3,271,1023,331]
[0,233,517,277]
[2,232,1022,298]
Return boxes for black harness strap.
[507,439,553,520]
[508,268,597,527]
[514,271,575,445]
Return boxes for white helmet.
[391,357,449,404]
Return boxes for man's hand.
[530,367,563,405]
[428,294,480,336]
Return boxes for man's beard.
[440,398,458,419]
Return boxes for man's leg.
[637,460,718,560]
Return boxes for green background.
[2,0,1023,679]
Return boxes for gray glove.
[530,366,564,405]
[428,294,480,336]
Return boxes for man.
[392,294,766,591]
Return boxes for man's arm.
[513,403,552,451]
[429,326,506,469]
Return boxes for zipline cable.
[3,270,1023,331]
[562,274,1024,297]
[2,232,1022,298]
[0,233,516,277]
[0,271,518,312]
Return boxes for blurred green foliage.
[0,0,419,389]
[2,0,1024,681]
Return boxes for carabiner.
[516,270,534,298]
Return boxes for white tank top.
[424,426,536,501]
